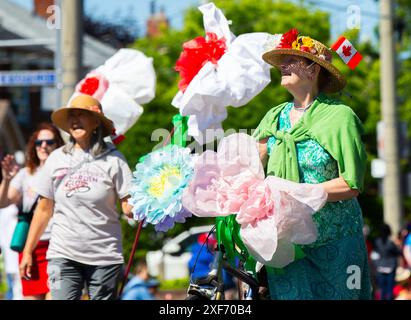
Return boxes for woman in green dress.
[251,30,372,299]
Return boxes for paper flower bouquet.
[126,3,327,271]
[182,133,327,268]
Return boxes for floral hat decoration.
[262,28,346,93]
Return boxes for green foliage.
[0,260,7,297]
[119,0,332,168]
[159,277,190,290]
[118,0,411,256]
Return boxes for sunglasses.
[35,139,56,147]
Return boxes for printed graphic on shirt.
[55,167,105,198]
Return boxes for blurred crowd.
[365,222,411,300]
[0,122,410,300]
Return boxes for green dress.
[263,102,372,300]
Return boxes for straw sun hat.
[51,94,114,137]
[262,28,346,93]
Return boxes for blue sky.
[10,0,379,42]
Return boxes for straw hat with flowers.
[262,28,346,93]
[51,94,114,137]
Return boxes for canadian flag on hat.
[331,36,363,70]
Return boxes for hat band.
[87,105,102,113]
[70,104,103,114]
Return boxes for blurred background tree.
[117,0,411,260]
[84,10,140,48]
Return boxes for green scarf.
[216,93,367,273]
[253,93,367,191]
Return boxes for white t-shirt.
[0,204,19,274]
[34,145,133,266]
[10,167,51,241]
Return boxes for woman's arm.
[20,197,54,279]
[257,138,268,168]
[0,180,21,208]
[319,176,359,202]
[257,139,358,202]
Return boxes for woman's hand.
[0,155,21,208]
[121,196,133,218]
[19,251,33,280]
[1,155,19,181]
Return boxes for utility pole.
[55,0,62,109]
[60,0,83,105]
[380,0,402,234]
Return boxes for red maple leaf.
[342,45,352,57]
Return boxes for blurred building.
[0,0,115,153]
[146,1,169,38]
[33,0,55,20]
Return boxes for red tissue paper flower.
[79,77,100,96]
[76,73,109,101]
[175,32,227,92]
[277,28,299,49]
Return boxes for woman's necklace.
[293,100,314,113]
[290,100,314,127]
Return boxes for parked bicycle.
[186,228,269,300]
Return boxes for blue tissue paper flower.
[128,144,195,232]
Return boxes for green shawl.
[253,93,367,191]
[216,93,367,272]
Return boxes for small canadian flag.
[331,36,363,70]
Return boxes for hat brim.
[51,107,114,137]
[262,48,346,93]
